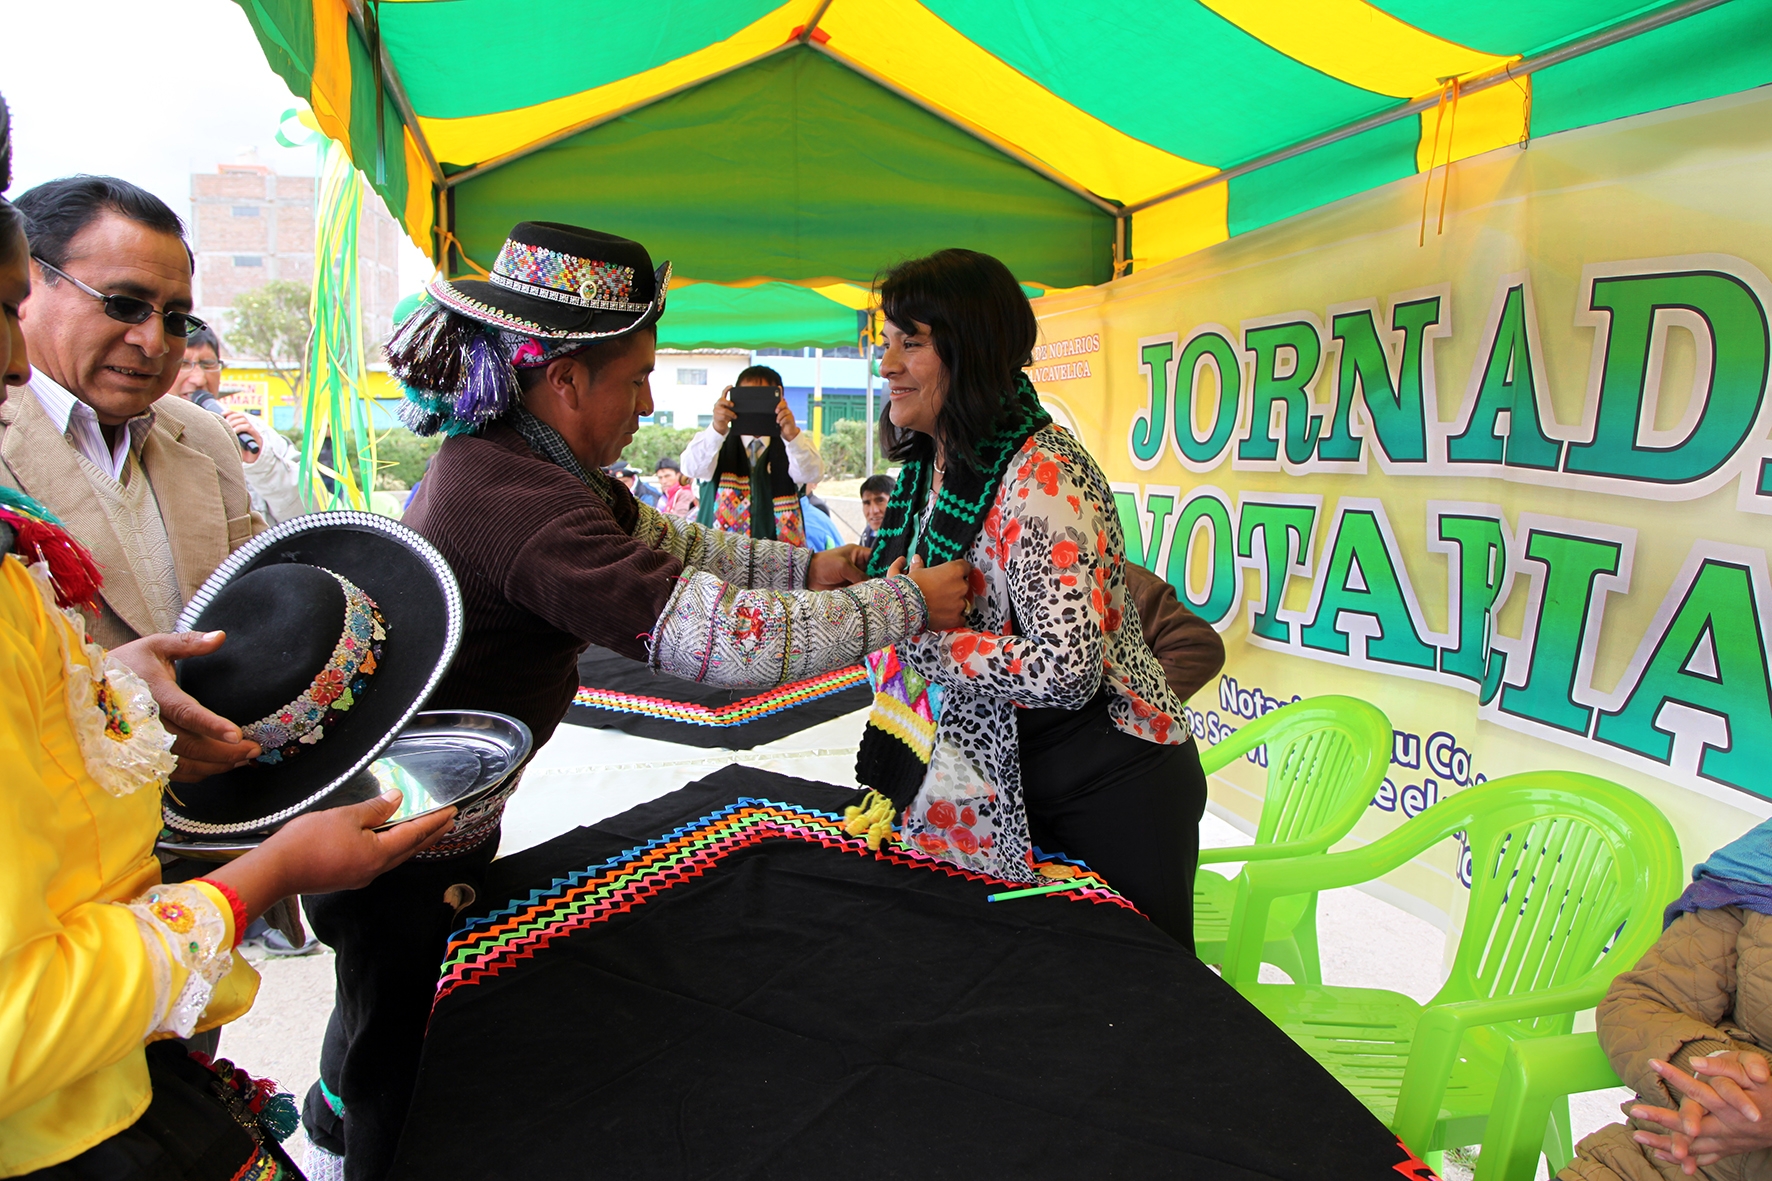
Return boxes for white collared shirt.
[28,372,153,482]
[679,426,824,486]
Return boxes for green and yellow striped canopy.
[238,0,1772,344]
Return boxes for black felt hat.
[162,512,462,837]
[428,221,671,341]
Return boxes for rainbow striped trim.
[571,665,866,728]
[435,798,1131,1000]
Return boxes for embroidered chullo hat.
[163,512,463,836]
[388,222,671,438]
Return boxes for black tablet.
[731,386,781,436]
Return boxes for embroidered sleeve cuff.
[647,570,926,686]
[124,882,234,1039]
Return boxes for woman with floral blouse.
[857,248,1209,947]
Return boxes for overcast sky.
[4,0,433,291]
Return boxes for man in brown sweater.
[301,221,971,1181]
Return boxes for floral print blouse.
[897,425,1189,883]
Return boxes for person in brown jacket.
[1123,560,1227,703]
[1562,819,1772,1180]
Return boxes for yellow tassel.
[842,790,898,850]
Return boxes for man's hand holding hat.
[111,629,260,781]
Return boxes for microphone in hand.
[190,390,261,455]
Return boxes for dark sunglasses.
[33,257,207,339]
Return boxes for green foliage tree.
[621,424,699,475]
[374,429,444,491]
[817,418,892,479]
[228,280,312,399]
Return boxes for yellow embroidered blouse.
[0,554,259,1177]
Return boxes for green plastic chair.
[1475,1033,1621,1181]
[1220,772,1682,1163]
[1194,695,1393,983]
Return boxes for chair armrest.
[1198,837,1342,866]
[1221,803,1469,986]
[1430,985,1612,1032]
[1390,985,1611,1151]
[1219,851,1393,985]
[1474,1034,1620,1181]
[1198,713,1285,775]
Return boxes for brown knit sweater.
[403,422,688,747]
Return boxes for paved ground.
[218,714,1629,1178]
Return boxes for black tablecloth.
[563,645,873,749]
[394,767,1434,1180]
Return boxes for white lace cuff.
[124,883,232,1038]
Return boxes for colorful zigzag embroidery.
[435,798,1132,1000]
[571,665,866,727]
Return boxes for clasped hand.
[1631,1051,1772,1173]
[889,553,972,631]
[805,546,973,631]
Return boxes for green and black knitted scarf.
[856,372,1051,805]
[863,372,1050,578]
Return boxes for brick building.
[191,152,406,349]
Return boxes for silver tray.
[156,710,533,862]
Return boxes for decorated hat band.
[489,240,651,314]
[243,570,388,765]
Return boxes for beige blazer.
[0,385,264,645]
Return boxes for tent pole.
[1122,0,1738,216]
[797,0,837,42]
[861,311,875,480]
[344,0,444,188]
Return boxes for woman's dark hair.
[876,248,1037,473]
[735,364,783,388]
[14,175,190,272]
[0,94,24,266]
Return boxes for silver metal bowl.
[156,709,532,863]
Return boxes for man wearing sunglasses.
[0,175,266,684]
[168,324,307,525]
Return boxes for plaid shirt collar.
[508,407,625,510]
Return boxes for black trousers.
[1019,694,1208,949]
[300,836,497,1181]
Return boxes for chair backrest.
[1432,772,1684,1033]
[1205,695,1393,852]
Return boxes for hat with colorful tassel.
[386,222,670,437]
